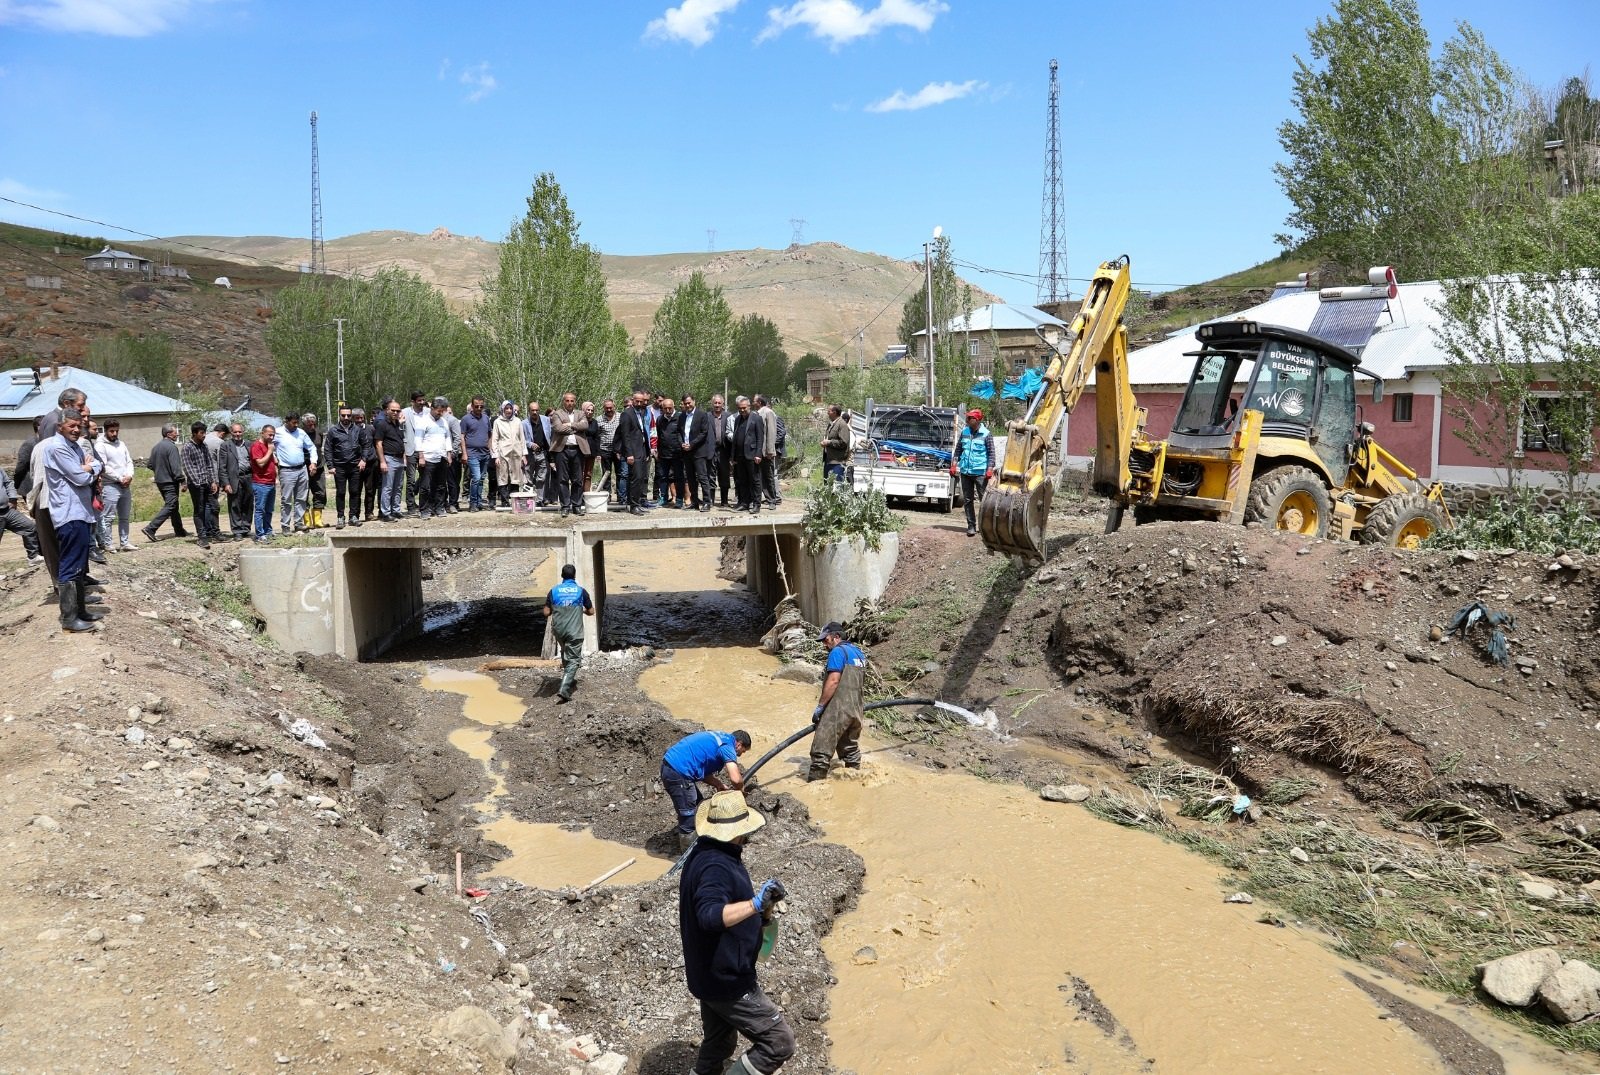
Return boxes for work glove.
[985,468,993,481]
[753,879,787,915]
[812,705,824,724]
[948,464,957,476]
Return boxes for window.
[1520,394,1595,455]
[1392,393,1414,423]
[967,340,981,358]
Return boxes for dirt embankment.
[0,545,575,1074]
[874,518,1599,826]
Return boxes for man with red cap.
[951,408,995,537]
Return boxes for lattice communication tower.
[1036,60,1067,303]
[790,218,806,246]
[310,111,326,275]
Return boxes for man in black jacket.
[354,408,381,521]
[706,395,732,508]
[679,790,795,1075]
[143,424,187,541]
[681,394,711,512]
[655,397,684,508]
[732,397,767,515]
[324,404,368,528]
[373,398,407,521]
[617,391,653,516]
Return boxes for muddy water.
[422,667,667,890]
[641,648,1579,1075]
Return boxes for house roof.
[1114,278,1482,387]
[912,303,1067,337]
[83,245,148,262]
[0,366,184,419]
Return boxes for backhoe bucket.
[979,481,1053,563]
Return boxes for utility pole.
[789,218,806,247]
[310,111,326,275]
[332,317,347,406]
[707,228,717,252]
[924,227,940,406]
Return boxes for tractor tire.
[1360,493,1445,549]
[1242,465,1331,538]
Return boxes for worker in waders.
[542,563,593,704]
[808,622,866,781]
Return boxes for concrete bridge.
[241,511,890,659]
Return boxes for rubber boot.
[76,578,104,622]
[59,584,94,632]
[727,1055,767,1075]
[312,508,323,529]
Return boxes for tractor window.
[1173,350,1246,435]
[1245,341,1318,425]
[1312,361,1355,483]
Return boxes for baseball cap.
[816,621,845,641]
[966,408,983,419]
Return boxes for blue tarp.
[877,439,952,462]
[971,378,996,399]
[971,368,1045,402]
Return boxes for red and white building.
[1066,276,1599,490]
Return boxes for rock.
[1270,635,1288,647]
[1519,880,1559,901]
[1429,625,1444,642]
[507,962,530,986]
[852,946,879,965]
[306,795,337,810]
[187,852,221,871]
[125,914,145,926]
[587,1052,628,1075]
[124,726,147,745]
[35,927,69,942]
[433,1005,520,1068]
[1289,847,1311,864]
[772,661,823,685]
[1384,661,1398,672]
[31,814,60,831]
[1478,947,1563,1007]
[165,736,193,751]
[1557,554,1577,569]
[1225,892,1254,904]
[404,875,435,893]
[1039,784,1092,803]
[82,927,106,946]
[50,666,78,681]
[562,1034,603,1062]
[1456,551,1479,563]
[1539,960,1600,1023]
[1514,656,1538,669]
[919,660,941,674]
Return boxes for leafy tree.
[825,363,912,412]
[787,352,827,396]
[1275,0,1459,279]
[1544,75,1600,196]
[266,268,473,417]
[85,330,176,395]
[474,173,632,405]
[637,270,734,399]
[727,313,789,399]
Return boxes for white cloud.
[758,0,945,47]
[0,0,214,36]
[866,78,984,113]
[459,62,497,103]
[645,0,742,47]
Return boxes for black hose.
[744,725,817,781]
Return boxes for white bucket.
[582,490,609,514]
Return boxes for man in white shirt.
[412,396,454,519]
[95,419,136,550]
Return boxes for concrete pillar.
[332,545,424,660]
[238,547,336,654]
[800,532,898,626]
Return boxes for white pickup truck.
[847,403,962,512]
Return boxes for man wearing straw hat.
[679,790,795,1075]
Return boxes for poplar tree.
[636,271,734,399]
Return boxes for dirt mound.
[1043,521,1599,819]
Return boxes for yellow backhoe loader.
[979,257,1451,562]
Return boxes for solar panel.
[0,384,37,409]
[1268,286,1302,301]
[1308,297,1388,353]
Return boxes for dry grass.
[1402,800,1504,845]
[1151,683,1431,800]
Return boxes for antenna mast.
[1036,60,1067,304]
[310,111,326,275]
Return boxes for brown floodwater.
[422,667,668,890]
[640,647,1582,1075]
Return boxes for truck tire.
[1243,465,1330,538]
[1360,493,1445,549]
[938,491,953,513]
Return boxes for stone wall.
[1440,482,1600,517]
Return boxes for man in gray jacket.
[142,424,187,541]
[754,395,779,508]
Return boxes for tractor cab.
[1168,320,1363,486]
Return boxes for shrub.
[801,479,903,553]
[1425,490,1600,554]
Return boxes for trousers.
[99,482,131,545]
[278,465,309,531]
[149,481,186,536]
[694,988,795,1075]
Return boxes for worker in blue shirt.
[662,729,752,849]
[543,563,593,703]
[950,407,995,538]
[808,622,867,781]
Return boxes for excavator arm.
[980,257,1139,561]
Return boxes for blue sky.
[2,0,1597,304]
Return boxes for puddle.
[423,666,666,890]
[641,647,1581,1075]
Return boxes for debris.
[1518,880,1559,901]
[282,717,327,749]
[1443,600,1515,666]
[1225,892,1255,904]
[852,946,879,965]
[431,1005,520,1067]
[124,726,146,745]
[1402,800,1503,844]
[1477,948,1563,1007]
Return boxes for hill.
[162,228,1001,362]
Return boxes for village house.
[911,303,1067,382]
[0,365,184,459]
[82,245,152,274]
